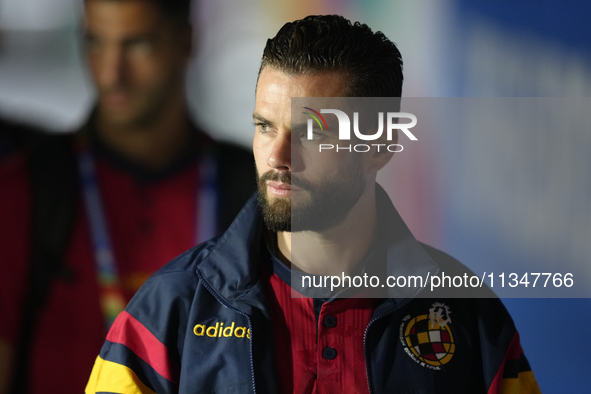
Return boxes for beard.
[257,161,366,233]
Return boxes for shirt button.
[322,347,337,360]
[324,315,338,328]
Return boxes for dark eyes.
[83,35,154,54]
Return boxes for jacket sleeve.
[85,311,179,394]
[84,245,209,394]
[487,331,541,394]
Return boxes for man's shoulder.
[417,242,500,299]
[126,193,263,316]
[144,237,221,285]
[401,243,515,338]
[418,242,477,276]
[122,238,223,325]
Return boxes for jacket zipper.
[363,269,439,394]
[197,271,257,394]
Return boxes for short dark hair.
[153,0,191,26]
[85,0,192,27]
[259,15,403,97]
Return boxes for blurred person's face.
[253,67,372,232]
[84,0,191,127]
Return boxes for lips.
[267,181,292,197]
[268,181,291,190]
[259,170,308,197]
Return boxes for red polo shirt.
[0,141,200,393]
[264,240,377,394]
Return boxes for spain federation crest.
[399,302,455,370]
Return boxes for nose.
[267,131,291,171]
[94,46,126,89]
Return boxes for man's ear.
[368,146,394,173]
[368,130,396,173]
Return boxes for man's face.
[253,67,369,232]
[84,0,190,127]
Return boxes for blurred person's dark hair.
[84,0,192,28]
[259,15,404,98]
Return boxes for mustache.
[259,170,290,184]
[258,171,313,190]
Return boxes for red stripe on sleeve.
[487,332,522,394]
[106,311,179,386]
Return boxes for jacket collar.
[376,185,440,299]
[195,184,440,313]
[195,193,267,314]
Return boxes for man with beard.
[0,1,254,393]
[86,15,540,394]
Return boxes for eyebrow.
[252,113,273,126]
[83,32,158,46]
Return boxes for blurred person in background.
[0,0,254,393]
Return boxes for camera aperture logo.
[302,107,329,133]
[303,107,417,153]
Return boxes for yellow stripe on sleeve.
[500,371,542,394]
[85,356,157,394]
